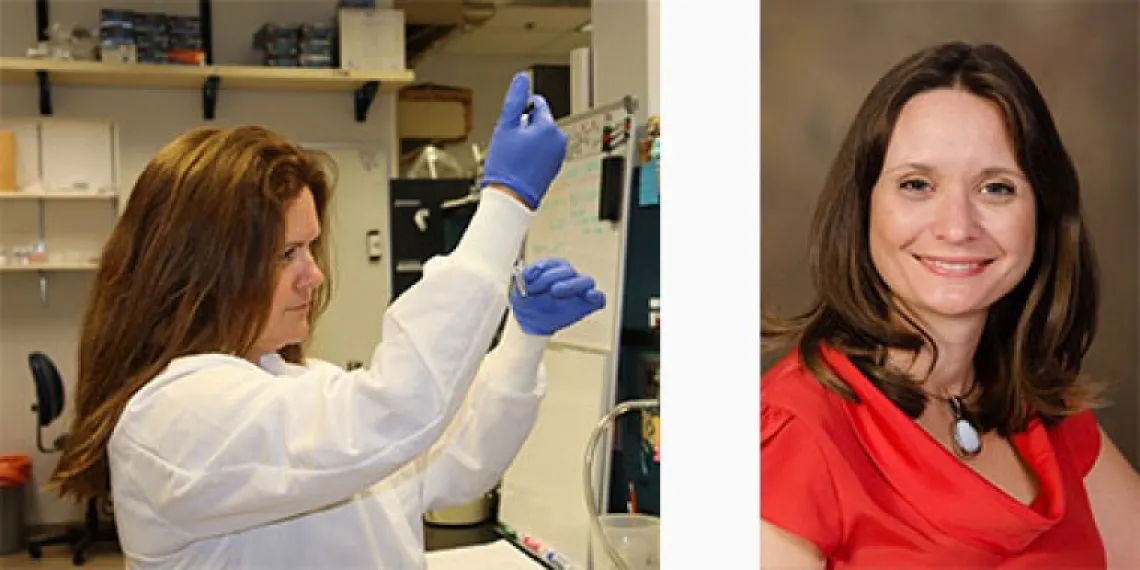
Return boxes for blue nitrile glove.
[510,258,607,336]
[480,73,568,209]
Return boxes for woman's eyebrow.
[883,162,1026,181]
[883,161,935,175]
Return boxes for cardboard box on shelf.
[398,84,473,143]
[338,7,405,71]
[0,130,16,191]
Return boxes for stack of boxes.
[97,9,135,64]
[168,15,205,65]
[253,23,299,67]
[131,12,169,64]
[98,9,204,65]
[299,23,336,68]
[253,22,336,68]
[94,3,404,70]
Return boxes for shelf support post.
[36,71,53,116]
[199,0,214,65]
[34,0,53,116]
[354,81,380,123]
[35,0,49,42]
[202,75,220,120]
[37,271,48,307]
[36,198,46,247]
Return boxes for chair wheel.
[72,551,86,565]
[28,544,42,559]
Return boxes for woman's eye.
[982,182,1015,196]
[281,247,298,262]
[899,179,930,192]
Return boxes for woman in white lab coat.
[48,73,604,569]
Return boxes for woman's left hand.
[509,258,606,336]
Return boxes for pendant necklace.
[867,351,984,459]
[931,393,983,459]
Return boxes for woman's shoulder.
[760,351,852,556]
[1045,408,1103,477]
[110,353,266,447]
[760,352,844,454]
[762,350,853,434]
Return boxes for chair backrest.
[28,351,65,427]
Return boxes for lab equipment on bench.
[584,399,661,570]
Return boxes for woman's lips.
[912,255,994,277]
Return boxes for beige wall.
[760,0,1140,468]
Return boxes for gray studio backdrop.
[760,0,1140,468]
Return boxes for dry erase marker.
[522,535,577,570]
[541,549,576,570]
[500,525,573,569]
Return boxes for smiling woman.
[869,90,1037,344]
[760,41,1140,569]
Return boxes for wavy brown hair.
[49,125,336,502]
[763,41,1103,435]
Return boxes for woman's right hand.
[480,73,568,210]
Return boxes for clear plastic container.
[593,514,660,570]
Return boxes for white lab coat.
[106,191,550,569]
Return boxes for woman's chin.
[910,300,991,326]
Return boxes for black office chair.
[26,351,117,566]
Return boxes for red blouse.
[761,346,1105,569]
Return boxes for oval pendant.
[952,418,982,457]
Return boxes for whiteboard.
[499,347,611,567]
[501,97,638,569]
[523,98,638,353]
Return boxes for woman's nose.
[307,264,325,289]
[932,190,981,244]
[299,251,324,290]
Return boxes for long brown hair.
[49,125,336,502]
[763,41,1103,435]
